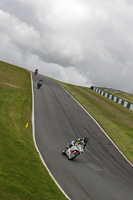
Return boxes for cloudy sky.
[0,0,133,93]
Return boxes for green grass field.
[0,61,67,200]
[0,60,133,200]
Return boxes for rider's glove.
[71,141,75,146]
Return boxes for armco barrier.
[91,86,133,111]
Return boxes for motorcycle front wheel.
[68,151,79,160]
[62,149,66,155]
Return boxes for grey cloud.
[0,0,133,93]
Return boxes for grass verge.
[58,82,133,164]
[0,61,67,200]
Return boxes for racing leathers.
[70,138,87,149]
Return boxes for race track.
[32,73,133,200]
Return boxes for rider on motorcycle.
[34,69,38,75]
[37,79,43,89]
[38,79,43,84]
[71,137,89,148]
[63,137,89,154]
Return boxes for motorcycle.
[62,142,84,160]
[37,80,43,89]
[34,69,38,76]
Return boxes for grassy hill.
[0,61,67,200]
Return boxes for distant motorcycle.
[34,69,38,76]
[37,79,43,89]
[62,142,84,160]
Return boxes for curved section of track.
[32,74,133,200]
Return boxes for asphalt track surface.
[32,74,133,200]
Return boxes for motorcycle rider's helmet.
[84,137,89,144]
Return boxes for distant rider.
[37,79,43,89]
[39,79,43,84]
[34,69,38,75]
[38,79,43,86]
